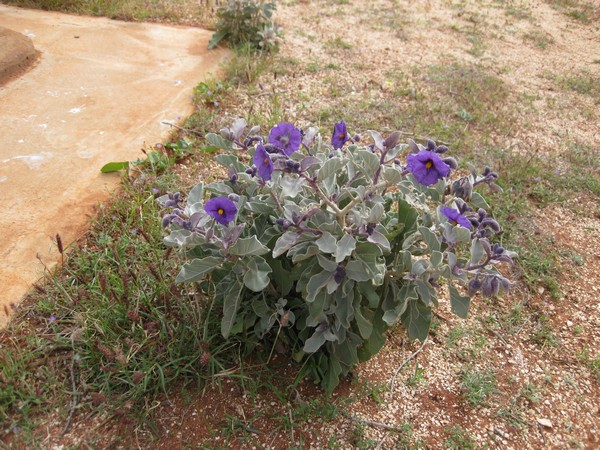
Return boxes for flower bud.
[442,157,458,169]
[352,134,361,142]
[452,178,473,201]
[162,214,175,228]
[334,265,346,284]
[383,131,401,150]
[436,145,449,154]
[468,277,482,295]
[481,278,493,297]
[481,218,501,232]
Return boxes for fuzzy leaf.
[430,250,443,268]
[334,235,356,263]
[354,302,373,340]
[230,118,247,140]
[187,183,204,206]
[280,175,305,198]
[345,260,372,282]
[368,130,384,150]
[205,132,235,151]
[469,238,485,267]
[243,256,272,292]
[221,280,243,338]
[317,157,345,182]
[357,149,380,178]
[208,29,228,49]
[229,236,269,256]
[470,192,490,209]
[306,271,333,302]
[382,166,403,184]
[396,198,418,242]
[176,256,223,283]
[315,231,337,254]
[401,299,432,342]
[273,232,300,258]
[367,230,391,252]
[317,254,338,272]
[419,226,441,253]
[449,283,471,319]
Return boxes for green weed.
[523,30,555,49]
[445,424,475,449]
[459,367,499,406]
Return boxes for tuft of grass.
[459,366,499,406]
[325,37,353,50]
[544,0,599,23]
[523,30,555,49]
[445,424,475,449]
[530,314,558,347]
[223,43,273,85]
[558,73,600,98]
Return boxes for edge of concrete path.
[0,26,40,87]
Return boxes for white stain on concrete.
[0,176,7,183]
[0,152,53,169]
[76,148,96,159]
[69,106,84,114]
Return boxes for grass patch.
[544,0,600,23]
[522,30,555,49]
[2,0,219,26]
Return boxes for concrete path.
[0,5,228,326]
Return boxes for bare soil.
[0,26,39,86]
[4,0,599,448]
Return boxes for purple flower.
[268,122,301,155]
[441,207,471,228]
[253,144,273,181]
[406,150,451,186]
[205,197,237,225]
[331,121,349,149]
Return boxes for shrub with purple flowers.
[159,118,515,392]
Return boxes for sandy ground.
[0,5,228,327]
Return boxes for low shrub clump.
[160,119,514,392]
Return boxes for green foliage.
[101,139,191,174]
[209,0,281,51]
[161,119,513,393]
[194,80,231,108]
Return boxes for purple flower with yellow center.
[441,207,471,228]
[331,121,349,149]
[406,150,451,186]
[268,122,302,155]
[253,144,273,181]
[205,197,237,225]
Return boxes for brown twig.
[160,121,203,137]
[389,337,428,394]
[60,339,79,438]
